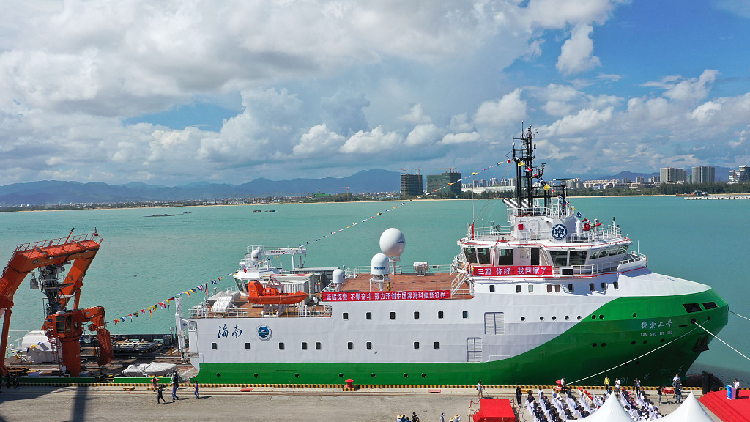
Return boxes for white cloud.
[293,124,346,156]
[474,89,527,126]
[441,132,481,144]
[689,101,722,124]
[544,106,613,136]
[340,126,402,153]
[556,24,601,75]
[405,124,441,146]
[399,104,432,125]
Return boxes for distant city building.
[427,171,461,196]
[400,173,423,196]
[635,177,645,184]
[729,165,750,184]
[692,166,715,184]
[660,167,687,183]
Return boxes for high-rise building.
[400,173,423,196]
[660,167,687,183]
[729,165,750,184]
[691,166,715,184]
[426,171,461,196]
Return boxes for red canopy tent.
[472,399,516,422]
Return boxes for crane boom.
[0,232,112,376]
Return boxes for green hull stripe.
[192,289,728,386]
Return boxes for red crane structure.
[0,231,113,377]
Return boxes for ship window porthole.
[552,316,557,320]
[347,342,353,350]
[422,373,427,378]
[294,373,299,377]
[339,373,344,377]
[613,281,619,290]
[302,342,308,350]
[528,285,534,293]
[366,341,372,350]
[254,373,259,378]
[592,343,597,347]
[316,342,322,350]
[366,312,372,319]
[434,342,440,349]
[540,316,544,321]
[462,311,468,319]
[212,343,217,350]
[631,341,636,345]
[403,373,409,378]
[343,312,349,320]
[633,313,637,318]
[279,342,285,350]
[390,312,396,320]
[371,373,376,378]
[438,311,444,319]
[414,341,420,349]
[414,311,420,319]
[567,284,574,292]
[589,283,595,292]
[599,314,604,319]
[564,316,569,320]
[577,316,582,320]
[245,343,251,350]
[489,285,495,292]
[516,285,521,293]
[521,317,525,321]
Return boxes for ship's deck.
[190,272,471,319]
[339,272,460,293]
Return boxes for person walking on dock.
[171,371,180,401]
[156,385,165,404]
[477,380,483,399]
[194,381,199,399]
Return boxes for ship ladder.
[450,272,472,297]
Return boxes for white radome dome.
[370,253,390,276]
[379,228,405,257]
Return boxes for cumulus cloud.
[441,132,481,144]
[399,104,432,125]
[544,106,613,136]
[474,89,527,126]
[293,124,346,156]
[556,24,601,75]
[405,124,441,146]
[340,126,402,154]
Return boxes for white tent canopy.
[659,392,714,422]
[567,393,633,422]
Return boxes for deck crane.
[0,231,113,377]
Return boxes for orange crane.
[0,231,113,377]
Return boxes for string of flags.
[298,159,516,246]
[296,201,410,247]
[109,158,527,327]
[111,274,232,325]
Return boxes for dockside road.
[0,385,720,422]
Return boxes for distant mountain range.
[0,166,733,206]
[0,169,401,206]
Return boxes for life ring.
[583,222,590,231]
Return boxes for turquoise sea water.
[1,197,748,380]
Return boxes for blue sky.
[1,0,749,185]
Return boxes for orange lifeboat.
[246,281,307,305]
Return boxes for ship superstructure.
[186,125,728,386]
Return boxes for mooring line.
[569,324,700,386]
[694,320,750,362]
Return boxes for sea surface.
[1,197,748,382]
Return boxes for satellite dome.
[332,269,345,285]
[379,228,405,257]
[370,253,390,276]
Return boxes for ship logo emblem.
[257,325,272,340]
[551,224,568,240]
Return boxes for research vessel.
[186,125,728,386]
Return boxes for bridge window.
[549,251,568,267]
[497,249,513,265]
[569,250,587,265]
[683,303,702,313]
[302,342,307,350]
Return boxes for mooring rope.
[730,310,750,322]
[693,320,750,362]
[569,324,701,386]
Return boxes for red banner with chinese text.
[472,265,553,276]
[321,290,450,302]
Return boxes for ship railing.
[296,305,332,317]
[506,204,572,220]
[188,306,249,318]
[14,232,103,252]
